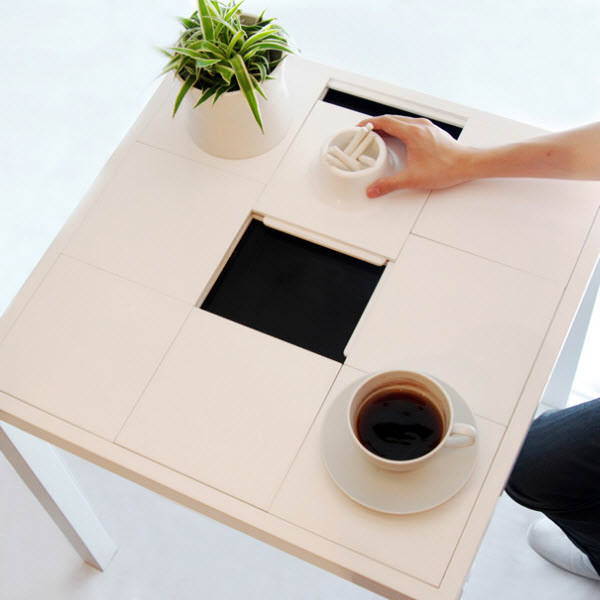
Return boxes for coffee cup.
[348,370,477,472]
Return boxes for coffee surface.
[356,390,444,460]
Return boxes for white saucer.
[322,377,478,514]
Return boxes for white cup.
[348,370,477,472]
[320,125,389,193]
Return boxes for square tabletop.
[1,55,599,600]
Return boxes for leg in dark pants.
[505,398,600,575]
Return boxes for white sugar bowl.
[320,124,389,191]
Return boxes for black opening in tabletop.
[200,219,385,363]
[322,88,463,140]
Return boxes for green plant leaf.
[166,46,205,61]
[197,0,215,41]
[193,84,220,107]
[214,63,235,84]
[249,53,269,68]
[250,74,267,100]
[159,54,182,76]
[224,0,245,20]
[243,41,291,61]
[212,86,228,104]
[240,25,279,53]
[253,61,267,81]
[187,39,227,59]
[183,29,204,43]
[177,16,198,29]
[250,41,291,54]
[194,57,222,68]
[210,13,240,37]
[173,75,198,117]
[160,65,179,77]
[226,29,245,56]
[230,53,263,132]
[157,47,174,59]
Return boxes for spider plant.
[162,0,294,132]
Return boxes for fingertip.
[366,184,380,198]
[367,173,409,197]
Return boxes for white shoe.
[527,517,600,581]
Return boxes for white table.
[1,56,599,600]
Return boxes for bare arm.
[358,116,600,198]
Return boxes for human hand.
[358,115,474,198]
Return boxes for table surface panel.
[116,309,340,510]
[0,255,191,440]
[346,235,563,426]
[256,100,429,261]
[271,365,505,587]
[64,142,263,304]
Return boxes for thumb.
[366,172,411,198]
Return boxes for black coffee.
[356,390,444,460]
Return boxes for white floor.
[2,1,600,599]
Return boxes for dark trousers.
[505,398,600,575]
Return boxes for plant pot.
[182,59,292,159]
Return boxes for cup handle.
[445,423,477,448]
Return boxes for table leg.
[541,258,600,409]
[0,422,117,571]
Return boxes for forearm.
[462,122,600,182]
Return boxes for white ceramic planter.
[182,60,292,159]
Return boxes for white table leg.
[541,258,600,409]
[0,422,117,571]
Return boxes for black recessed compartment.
[323,88,463,140]
[200,219,385,363]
